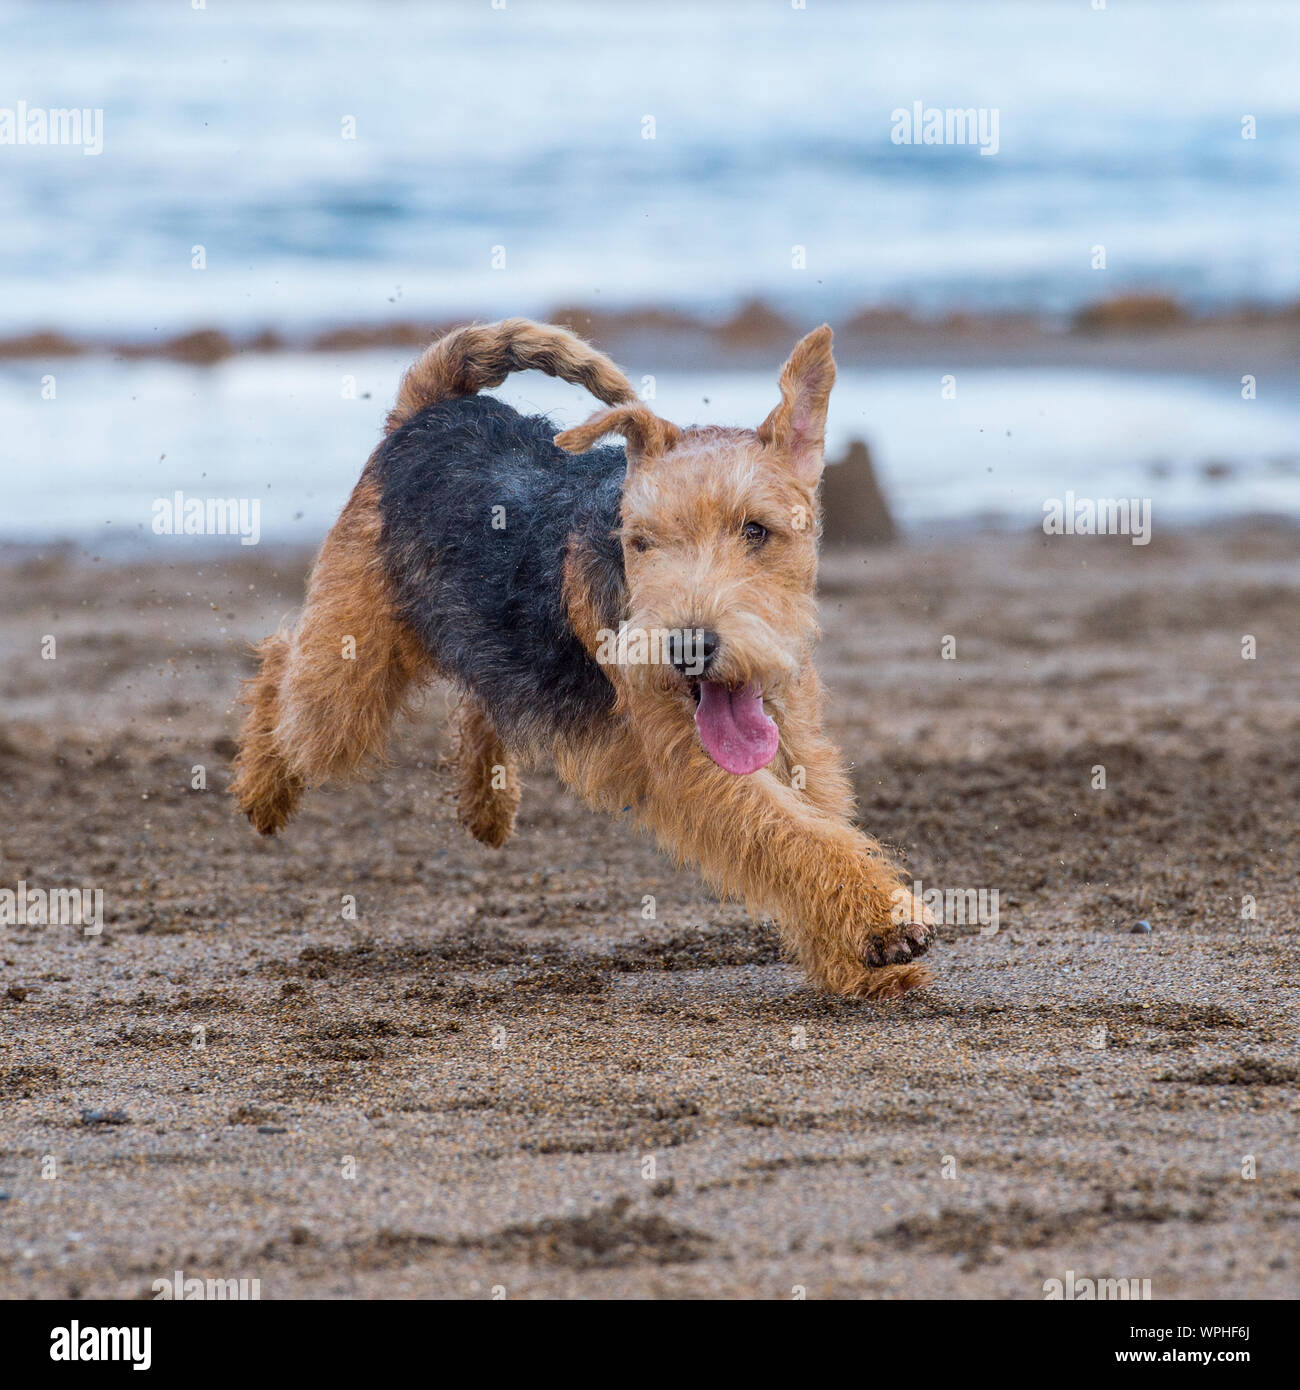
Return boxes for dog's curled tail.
[385,317,637,434]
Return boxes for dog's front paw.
[861,886,936,967]
[824,952,933,1000]
[813,901,936,998]
[863,917,935,968]
[796,877,938,998]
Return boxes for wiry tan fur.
[453,698,521,849]
[233,319,935,999]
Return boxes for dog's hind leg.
[231,473,429,834]
[230,628,306,835]
[453,697,521,848]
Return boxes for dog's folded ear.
[757,325,836,482]
[554,404,682,462]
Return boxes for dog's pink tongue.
[694,681,779,775]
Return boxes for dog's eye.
[628,534,653,554]
[742,520,769,547]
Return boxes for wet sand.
[0,524,1298,1299]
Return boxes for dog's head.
[555,326,834,775]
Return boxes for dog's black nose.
[669,627,719,677]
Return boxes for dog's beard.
[618,616,799,776]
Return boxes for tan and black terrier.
[231,318,935,998]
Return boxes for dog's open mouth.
[691,680,779,775]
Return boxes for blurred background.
[2,0,1298,544]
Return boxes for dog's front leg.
[636,746,934,999]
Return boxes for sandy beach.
[1,522,1297,1299]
